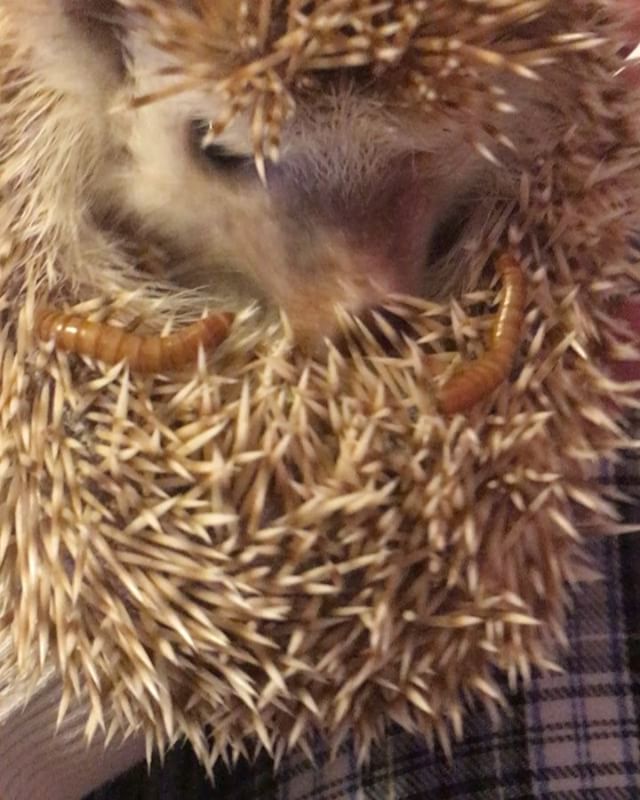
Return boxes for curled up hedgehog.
[0,1,639,797]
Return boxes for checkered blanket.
[91,452,640,800]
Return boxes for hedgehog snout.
[266,155,437,341]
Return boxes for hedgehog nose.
[334,175,434,300]
[336,247,420,299]
[267,156,435,345]
[277,160,434,298]
[281,237,426,349]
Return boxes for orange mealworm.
[437,252,526,415]
[37,308,234,373]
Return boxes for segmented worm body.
[37,309,234,373]
[437,253,526,415]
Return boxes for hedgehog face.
[113,66,490,342]
[6,1,581,345]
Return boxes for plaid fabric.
[89,451,640,800]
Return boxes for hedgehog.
[0,0,639,796]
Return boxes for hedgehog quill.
[0,0,639,783]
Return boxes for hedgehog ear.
[6,1,126,91]
[61,1,125,65]
[61,0,118,14]
[6,1,121,40]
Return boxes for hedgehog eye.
[191,120,254,174]
[202,142,253,171]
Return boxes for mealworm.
[37,308,235,373]
[437,253,526,415]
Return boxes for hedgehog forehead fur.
[0,0,640,770]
